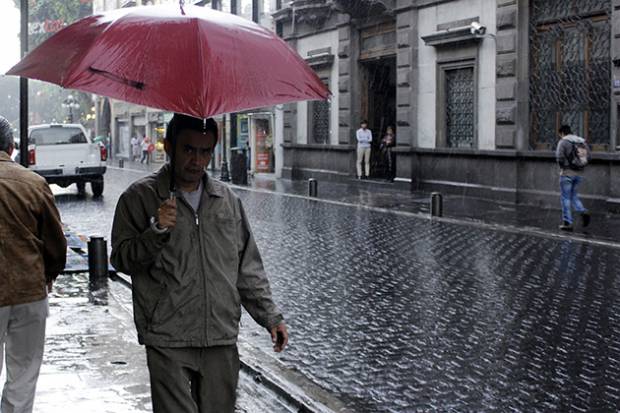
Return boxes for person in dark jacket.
[111,113,288,413]
[555,124,591,231]
[380,125,396,181]
[0,115,67,413]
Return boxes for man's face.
[165,129,217,188]
[361,123,367,130]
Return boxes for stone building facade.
[275,0,620,212]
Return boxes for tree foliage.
[12,0,93,128]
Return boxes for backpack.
[569,141,589,170]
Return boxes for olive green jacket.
[110,165,283,347]
[0,151,66,307]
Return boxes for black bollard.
[87,236,109,305]
[308,178,318,197]
[430,192,443,217]
[118,159,124,168]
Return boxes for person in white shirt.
[140,136,151,164]
[356,120,372,179]
[131,136,140,161]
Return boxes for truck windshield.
[30,127,87,145]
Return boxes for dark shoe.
[559,222,573,232]
[581,212,591,228]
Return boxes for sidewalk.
[106,161,620,244]
[107,158,620,245]
[19,271,322,413]
[244,174,620,245]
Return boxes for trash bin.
[230,147,248,185]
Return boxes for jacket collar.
[156,163,224,199]
[562,134,585,144]
[0,151,12,162]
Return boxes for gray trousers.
[146,345,240,413]
[0,297,48,413]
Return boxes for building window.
[437,60,476,149]
[308,76,330,144]
[529,0,611,150]
[445,67,475,148]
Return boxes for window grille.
[529,0,611,150]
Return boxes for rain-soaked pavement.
[47,164,620,412]
[15,272,303,412]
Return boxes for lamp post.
[19,0,29,167]
[216,0,231,181]
[62,94,80,123]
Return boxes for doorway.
[360,57,396,179]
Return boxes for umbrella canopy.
[6,4,330,119]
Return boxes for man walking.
[111,113,288,413]
[0,116,67,413]
[356,120,372,179]
[556,124,591,231]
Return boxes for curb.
[109,273,349,413]
[237,341,352,413]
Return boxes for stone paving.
[53,167,620,412]
[235,190,620,412]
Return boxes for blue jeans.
[560,175,586,224]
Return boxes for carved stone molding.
[332,0,394,18]
[279,0,334,27]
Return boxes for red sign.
[257,153,269,168]
[29,19,65,35]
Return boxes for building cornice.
[421,25,481,47]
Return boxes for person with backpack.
[555,124,591,231]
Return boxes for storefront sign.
[253,117,272,173]
[29,19,65,35]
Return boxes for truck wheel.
[91,179,104,198]
[76,182,86,196]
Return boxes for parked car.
[26,123,107,197]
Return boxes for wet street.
[52,166,620,412]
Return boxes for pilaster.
[395,7,418,147]
[495,0,520,149]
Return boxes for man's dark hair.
[558,125,572,136]
[361,120,368,125]
[0,116,14,153]
[165,113,218,144]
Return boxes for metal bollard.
[308,178,318,197]
[430,192,443,217]
[118,159,124,168]
[87,236,109,305]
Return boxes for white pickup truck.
[26,123,107,197]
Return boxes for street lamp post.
[19,0,29,168]
[62,95,80,123]
[216,0,231,181]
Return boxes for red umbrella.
[6,4,330,119]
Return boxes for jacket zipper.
[194,208,209,346]
[179,196,209,345]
